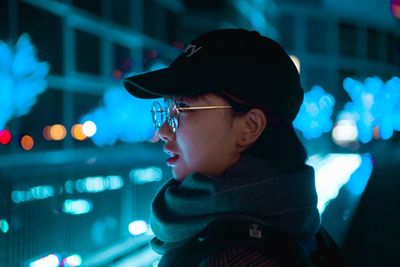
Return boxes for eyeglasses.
[151,98,232,132]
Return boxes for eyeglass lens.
[151,100,179,132]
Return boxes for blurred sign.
[391,0,400,19]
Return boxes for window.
[388,33,400,65]
[367,27,380,61]
[75,30,101,75]
[339,22,358,57]
[18,1,63,74]
[307,17,328,54]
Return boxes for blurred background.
[0,0,399,266]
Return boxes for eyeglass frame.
[151,98,232,132]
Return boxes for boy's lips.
[163,146,180,166]
[167,154,180,166]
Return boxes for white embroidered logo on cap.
[184,44,202,57]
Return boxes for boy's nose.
[157,122,175,142]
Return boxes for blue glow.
[0,219,9,233]
[307,153,367,214]
[129,167,163,184]
[11,185,55,204]
[340,76,400,143]
[64,254,82,266]
[81,87,157,146]
[73,175,124,193]
[128,220,148,236]
[82,120,97,137]
[0,33,50,129]
[294,85,335,139]
[29,254,60,267]
[346,154,374,195]
[63,199,93,215]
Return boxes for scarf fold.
[150,154,320,254]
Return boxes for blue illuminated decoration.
[293,85,335,139]
[129,167,163,184]
[81,87,157,146]
[29,253,61,267]
[0,33,50,130]
[307,153,373,214]
[128,220,148,236]
[63,199,93,215]
[0,219,9,234]
[339,77,400,143]
[346,154,374,196]
[63,254,82,267]
[11,185,55,204]
[74,175,124,193]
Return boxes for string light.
[0,129,12,144]
[21,135,34,150]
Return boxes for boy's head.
[123,29,306,180]
[123,28,303,125]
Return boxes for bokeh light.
[332,119,358,145]
[128,220,148,236]
[21,135,34,150]
[0,129,12,144]
[82,121,97,137]
[50,124,67,141]
[129,167,163,184]
[71,124,87,141]
[340,77,400,143]
[29,254,60,267]
[81,87,155,146]
[0,219,9,233]
[12,185,55,204]
[43,126,51,140]
[64,254,82,266]
[0,33,50,130]
[294,85,335,139]
[391,0,400,19]
[63,199,93,215]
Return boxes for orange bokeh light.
[71,124,87,141]
[43,126,52,140]
[50,124,67,141]
[21,135,34,150]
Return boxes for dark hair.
[173,93,308,170]
[218,93,308,170]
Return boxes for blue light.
[81,87,157,146]
[346,154,374,195]
[29,254,60,267]
[294,85,335,139]
[307,153,365,214]
[64,254,82,267]
[340,76,400,143]
[63,199,93,215]
[11,185,55,204]
[128,220,148,236]
[0,219,9,233]
[129,167,163,184]
[73,175,124,193]
[0,33,50,130]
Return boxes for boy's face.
[157,94,241,181]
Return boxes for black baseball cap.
[123,28,303,123]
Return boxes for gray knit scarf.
[150,154,320,255]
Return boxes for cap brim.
[123,67,207,99]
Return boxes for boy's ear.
[236,108,267,151]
